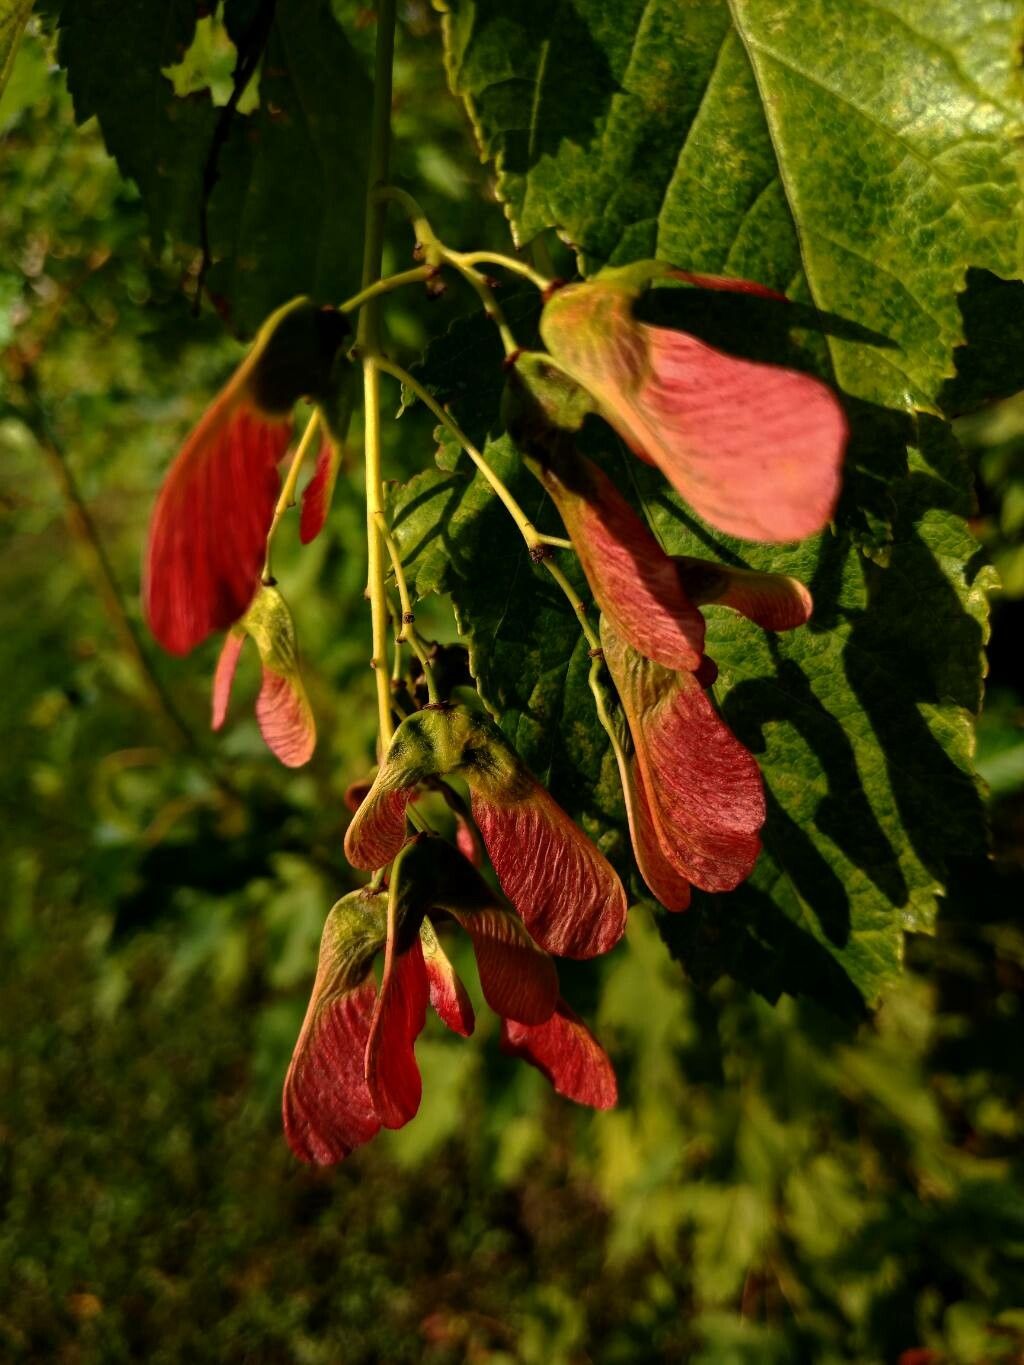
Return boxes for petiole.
[262,408,321,584]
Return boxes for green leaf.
[643,417,995,1004]
[57,0,218,241]
[204,0,372,333]
[56,0,370,333]
[444,0,1024,412]
[389,285,994,1005]
[425,1,1015,1004]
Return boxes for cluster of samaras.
[145,263,846,1162]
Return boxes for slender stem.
[262,408,320,583]
[406,801,435,835]
[378,861,401,1011]
[358,0,398,758]
[385,601,435,707]
[379,353,599,698]
[363,370,393,750]
[377,522,440,703]
[456,250,550,291]
[543,556,601,652]
[372,188,549,290]
[411,632,440,703]
[447,256,518,356]
[379,363,599,672]
[358,8,397,327]
[371,188,542,352]
[371,185,436,251]
[374,511,415,637]
[388,602,405,680]
[375,358,567,553]
[338,264,433,315]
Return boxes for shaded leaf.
[57,0,370,332]
[390,300,994,1004]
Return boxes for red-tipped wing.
[344,713,444,870]
[420,921,475,1037]
[667,269,786,300]
[145,398,291,655]
[300,434,341,544]
[593,659,692,912]
[364,938,429,1129]
[283,980,381,1163]
[627,762,692,912]
[676,558,813,631]
[256,667,316,768]
[447,905,558,1025]
[602,622,765,893]
[540,277,845,544]
[282,891,388,1164]
[539,453,704,671]
[626,323,845,543]
[344,775,375,813]
[469,782,627,960]
[454,813,484,868]
[344,781,416,870]
[501,1000,617,1109]
[211,629,246,731]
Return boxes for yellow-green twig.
[387,601,405,681]
[442,253,518,356]
[542,556,601,653]
[375,357,568,554]
[357,0,398,758]
[371,185,436,252]
[339,264,433,316]
[374,511,415,638]
[454,250,550,291]
[371,188,544,354]
[262,408,321,583]
[377,361,599,678]
[376,515,439,703]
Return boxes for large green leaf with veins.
[444,0,1023,409]
[388,3,1022,1005]
[389,305,994,1007]
[638,420,994,1006]
[57,0,214,243]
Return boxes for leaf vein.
[743,37,1000,248]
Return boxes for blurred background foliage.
[2,12,1024,1364]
